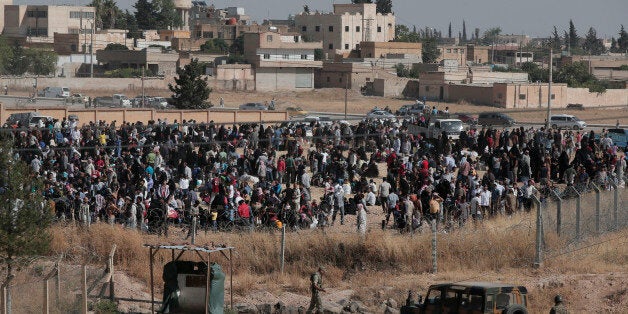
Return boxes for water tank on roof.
[226,18,237,25]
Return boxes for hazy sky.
[16,0,627,38]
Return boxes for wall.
[470,72,528,84]
[360,41,422,59]
[0,104,289,125]
[372,77,419,98]
[255,68,314,91]
[446,84,495,106]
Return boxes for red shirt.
[237,203,250,218]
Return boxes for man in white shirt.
[479,186,491,218]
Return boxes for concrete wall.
[0,103,289,125]
[446,84,495,106]
[255,68,314,91]
[470,72,528,84]
[372,77,419,98]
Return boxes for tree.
[568,19,579,50]
[551,26,562,51]
[104,43,129,51]
[169,59,212,109]
[27,50,57,75]
[474,28,480,43]
[394,24,419,42]
[134,0,156,30]
[155,0,182,30]
[555,61,605,92]
[582,27,605,55]
[610,37,618,53]
[0,140,53,314]
[200,39,228,53]
[618,25,628,52]
[375,0,392,14]
[90,0,124,30]
[5,42,29,76]
[124,10,142,39]
[351,0,373,3]
[421,37,440,63]
[0,36,14,74]
[448,22,452,38]
[520,62,549,83]
[303,5,310,14]
[481,27,502,45]
[462,20,467,42]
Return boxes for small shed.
[145,244,235,314]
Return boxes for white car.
[550,114,587,130]
[151,97,169,109]
[366,110,396,120]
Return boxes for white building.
[243,31,322,91]
[294,2,395,57]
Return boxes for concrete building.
[243,31,322,91]
[54,29,131,55]
[3,5,95,41]
[315,62,375,89]
[0,0,12,33]
[193,23,289,47]
[96,47,180,76]
[559,55,628,81]
[173,0,192,30]
[294,3,395,56]
[490,45,534,66]
[360,41,421,59]
[466,44,490,64]
[436,45,467,65]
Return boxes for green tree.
[551,26,562,51]
[421,37,440,63]
[200,39,228,53]
[27,50,57,75]
[90,0,124,30]
[568,19,579,50]
[351,0,372,3]
[104,43,129,51]
[582,27,605,55]
[5,42,29,76]
[481,27,502,45]
[375,0,392,14]
[169,59,212,109]
[314,49,324,61]
[134,0,156,30]
[303,5,310,14]
[0,36,14,74]
[555,61,605,92]
[448,22,452,38]
[520,62,549,82]
[0,140,53,314]
[395,24,420,42]
[155,0,182,30]
[618,25,628,52]
[462,20,467,42]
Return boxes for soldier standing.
[307,266,326,314]
[549,295,568,314]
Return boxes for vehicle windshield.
[441,121,462,131]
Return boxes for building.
[96,47,180,76]
[3,5,96,42]
[0,0,12,33]
[53,29,131,55]
[559,55,628,81]
[489,45,534,66]
[294,3,395,56]
[243,31,322,91]
[190,3,251,27]
[466,44,490,64]
[360,41,421,59]
[173,0,192,30]
[315,62,375,89]
[436,45,467,65]
[193,23,289,47]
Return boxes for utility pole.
[90,20,94,78]
[141,67,145,107]
[344,72,348,120]
[546,48,553,130]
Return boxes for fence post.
[55,263,60,305]
[108,245,116,302]
[191,216,197,245]
[82,266,88,314]
[43,280,49,314]
[280,226,286,275]
[552,189,562,236]
[576,190,581,242]
[591,183,601,234]
[1,285,6,314]
[431,220,437,273]
[533,195,543,268]
[611,181,619,230]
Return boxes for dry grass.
[47,212,628,312]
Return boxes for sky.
[15,0,627,38]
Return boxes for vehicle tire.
[503,304,528,314]
[573,125,580,130]
[552,124,558,129]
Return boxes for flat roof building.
[3,5,95,41]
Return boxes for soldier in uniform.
[307,266,326,314]
[550,295,568,314]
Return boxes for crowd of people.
[2,108,626,234]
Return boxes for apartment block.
[3,5,95,41]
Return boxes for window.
[27,10,47,18]
[377,26,382,32]
[497,93,503,99]
[70,44,77,52]
[328,43,333,50]
[447,49,452,53]
[315,26,320,32]
[326,76,330,82]
[301,26,307,32]
[27,27,48,37]
[519,94,526,100]
[339,77,342,83]
[266,35,273,42]
[551,94,555,100]
[301,54,308,59]
[263,54,270,59]
[356,26,360,32]
[454,49,458,53]
[70,11,94,19]
[329,26,334,32]
[217,32,223,39]
[345,26,349,32]
[345,44,349,49]
[425,86,430,91]
[283,54,289,59]
[203,31,214,38]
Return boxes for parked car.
[396,102,427,116]
[456,114,478,125]
[239,102,268,110]
[550,114,587,130]
[286,106,308,117]
[367,109,397,120]
[95,94,132,108]
[38,87,70,98]
[67,93,88,104]
[401,282,529,314]
[150,97,169,109]
[478,112,516,126]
